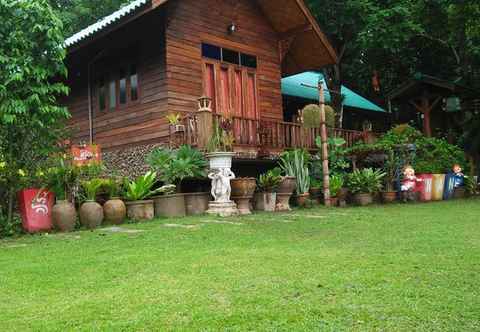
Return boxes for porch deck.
[173,113,365,157]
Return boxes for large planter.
[126,200,154,221]
[206,152,235,169]
[184,192,210,215]
[103,198,126,225]
[295,193,310,207]
[231,178,256,215]
[153,194,186,218]
[79,201,104,229]
[52,200,77,232]
[382,191,397,203]
[417,174,433,201]
[18,188,54,233]
[278,176,296,194]
[432,174,446,201]
[353,193,373,206]
[254,192,277,212]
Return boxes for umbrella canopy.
[282,71,385,112]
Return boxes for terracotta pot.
[276,193,292,211]
[52,200,77,232]
[330,196,338,207]
[126,200,154,221]
[278,176,296,194]
[295,193,310,207]
[254,192,277,212]
[453,187,466,199]
[231,178,257,197]
[79,201,104,229]
[309,187,321,203]
[382,191,397,203]
[353,193,373,206]
[153,194,186,218]
[432,174,446,201]
[103,198,126,225]
[184,192,210,215]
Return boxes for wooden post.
[319,83,331,207]
[197,96,213,150]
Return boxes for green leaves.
[347,168,385,194]
[257,168,282,193]
[279,149,311,194]
[123,171,164,201]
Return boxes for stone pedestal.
[275,193,292,211]
[232,196,252,215]
[206,201,239,217]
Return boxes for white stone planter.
[206,152,235,169]
[206,151,238,217]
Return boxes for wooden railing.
[178,113,364,150]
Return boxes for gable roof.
[65,0,337,72]
[282,72,385,112]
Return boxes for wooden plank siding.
[63,9,170,150]
[164,0,284,122]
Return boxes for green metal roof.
[282,71,385,112]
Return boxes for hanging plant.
[301,104,336,128]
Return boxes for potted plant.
[147,145,207,217]
[347,168,385,206]
[79,178,104,229]
[231,177,257,215]
[254,169,282,212]
[47,158,78,232]
[382,149,398,203]
[123,171,165,221]
[102,178,126,225]
[279,149,311,207]
[329,174,344,207]
[206,117,236,169]
[309,178,322,203]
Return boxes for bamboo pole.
[318,83,331,207]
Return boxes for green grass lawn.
[1,199,480,331]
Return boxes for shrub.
[302,104,335,128]
[347,168,385,194]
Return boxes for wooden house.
[63,0,342,173]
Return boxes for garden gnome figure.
[401,165,422,202]
[452,164,465,188]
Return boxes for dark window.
[119,69,127,105]
[241,53,257,68]
[109,80,116,110]
[202,43,221,60]
[130,65,138,101]
[98,78,106,111]
[222,48,240,65]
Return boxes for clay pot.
[330,196,338,207]
[126,200,154,221]
[278,176,297,194]
[231,178,257,197]
[276,193,292,211]
[382,191,397,203]
[453,187,466,199]
[309,187,321,203]
[153,194,186,218]
[184,192,210,215]
[52,200,77,232]
[79,201,104,229]
[295,193,310,207]
[353,193,373,206]
[103,198,126,225]
[254,192,277,212]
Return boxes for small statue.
[208,168,235,203]
[452,164,465,188]
[401,165,422,202]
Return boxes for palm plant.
[329,174,344,197]
[279,149,311,194]
[257,168,282,192]
[81,178,104,201]
[123,171,166,201]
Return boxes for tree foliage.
[0,0,69,224]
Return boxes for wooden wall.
[63,9,169,150]
[165,0,283,120]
